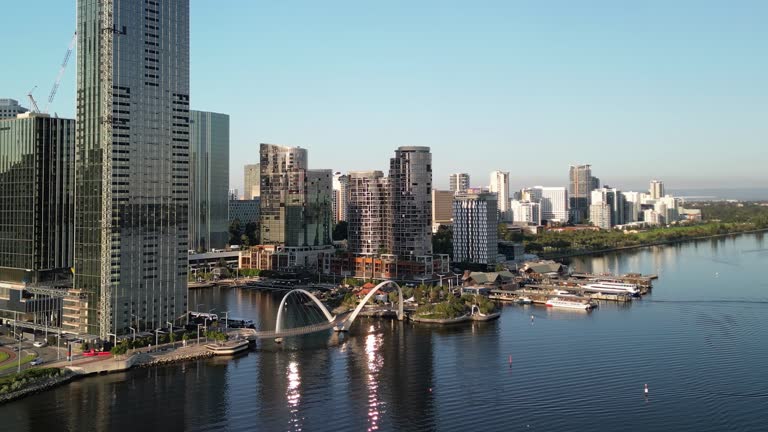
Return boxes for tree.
[229,219,243,245]
[432,225,453,255]
[244,221,259,245]
[333,221,349,241]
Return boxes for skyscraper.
[74,0,190,337]
[243,164,260,200]
[389,146,433,258]
[259,144,308,246]
[453,191,498,265]
[449,173,470,194]
[347,171,389,255]
[305,170,333,247]
[591,186,626,227]
[189,110,229,251]
[431,190,454,230]
[650,180,664,200]
[489,170,510,221]
[569,164,598,223]
[332,172,349,223]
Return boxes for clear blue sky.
[2,1,766,193]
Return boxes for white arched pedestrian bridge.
[243,281,405,340]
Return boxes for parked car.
[30,359,43,366]
[33,341,47,348]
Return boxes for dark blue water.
[2,233,767,431]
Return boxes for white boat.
[516,297,532,304]
[546,297,594,310]
[581,282,639,296]
[205,339,249,355]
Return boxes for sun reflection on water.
[286,360,303,431]
[365,325,385,431]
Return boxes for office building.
[569,164,599,222]
[0,99,28,119]
[347,171,389,255]
[243,164,260,200]
[622,191,642,223]
[536,186,569,224]
[259,144,309,246]
[332,172,349,223]
[453,191,498,265]
[431,190,454,231]
[650,180,665,200]
[449,173,470,194]
[72,1,190,337]
[510,200,541,225]
[657,196,681,223]
[189,110,229,251]
[591,186,626,227]
[0,113,74,287]
[489,170,510,221]
[389,147,433,258]
[229,198,260,225]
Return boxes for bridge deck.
[233,314,350,340]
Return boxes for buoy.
[644,383,649,396]
[530,315,534,322]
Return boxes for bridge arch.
[341,280,404,331]
[275,289,336,333]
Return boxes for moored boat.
[205,339,249,355]
[545,297,594,310]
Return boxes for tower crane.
[27,87,41,114]
[44,31,77,114]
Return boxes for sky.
[2,1,767,194]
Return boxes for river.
[2,233,767,431]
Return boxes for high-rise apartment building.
[569,164,599,222]
[305,170,333,247]
[590,203,612,230]
[622,191,642,223]
[0,113,74,287]
[189,110,229,251]
[650,180,664,200]
[243,164,260,200]
[347,171,389,255]
[74,0,190,337]
[489,170,510,221]
[332,172,349,223]
[449,173,470,194]
[0,99,28,119]
[591,186,626,227]
[431,190,454,231]
[453,191,498,265]
[536,186,568,224]
[389,147,433,258]
[260,144,309,246]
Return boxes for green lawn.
[0,354,35,372]
[0,351,9,363]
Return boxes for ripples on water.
[1,234,768,431]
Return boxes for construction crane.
[44,31,77,114]
[27,87,41,113]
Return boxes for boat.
[205,339,249,355]
[581,282,639,296]
[546,297,594,310]
[516,297,532,304]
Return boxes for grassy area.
[0,354,35,372]
[0,351,9,363]
[0,368,64,395]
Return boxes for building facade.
[431,189,454,231]
[650,180,664,200]
[0,99,28,120]
[305,170,333,247]
[453,191,498,265]
[510,200,541,225]
[243,164,260,200]
[73,0,190,337]
[332,171,349,223]
[0,113,74,287]
[489,170,510,221]
[189,110,229,251]
[449,173,470,194]
[389,146,433,258]
[259,144,308,246]
[347,171,389,255]
[229,198,260,225]
[591,187,626,227]
[535,186,568,224]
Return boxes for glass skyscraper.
[189,110,229,251]
[260,144,308,246]
[73,0,190,337]
[389,146,433,258]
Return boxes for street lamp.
[155,328,162,350]
[129,327,136,342]
[196,324,202,345]
[166,321,173,347]
[221,311,229,331]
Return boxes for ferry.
[581,282,639,296]
[205,339,249,356]
[546,297,594,310]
